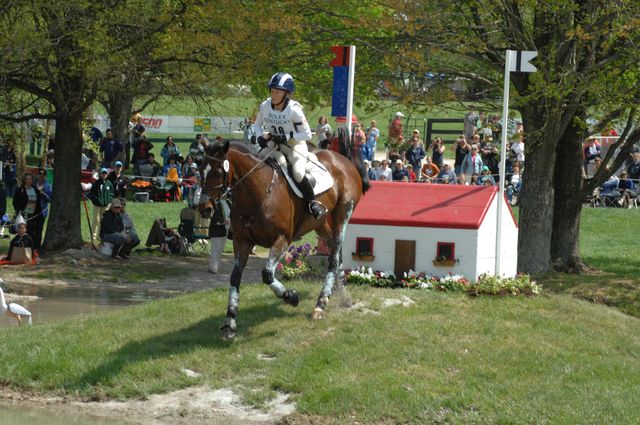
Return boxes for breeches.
[268,140,308,183]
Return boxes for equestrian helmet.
[268,72,295,94]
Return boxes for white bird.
[0,285,32,326]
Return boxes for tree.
[356,0,640,274]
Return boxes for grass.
[0,284,639,424]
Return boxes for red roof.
[351,182,504,229]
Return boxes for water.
[0,284,163,424]
[0,284,163,327]
[0,403,133,425]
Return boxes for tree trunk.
[105,92,133,169]
[517,113,558,274]
[550,112,590,273]
[42,114,84,252]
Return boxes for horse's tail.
[338,127,371,194]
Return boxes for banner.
[94,115,247,135]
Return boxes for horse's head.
[198,140,231,218]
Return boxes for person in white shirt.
[254,72,326,219]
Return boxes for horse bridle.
[201,146,277,204]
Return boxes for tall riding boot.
[298,176,327,219]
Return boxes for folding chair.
[178,207,209,256]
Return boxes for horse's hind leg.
[313,200,355,320]
[263,236,299,306]
[221,240,251,339]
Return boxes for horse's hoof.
[312,307,325,320]
[220,319,237,340]
[283,289,300,307]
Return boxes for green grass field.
[0,203,639,423]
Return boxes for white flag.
[508,50,537,73]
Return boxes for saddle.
[266,153,334,199]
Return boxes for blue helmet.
[268,72,295,94]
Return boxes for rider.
[254,72,327,219]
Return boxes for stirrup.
[309,200,328,219]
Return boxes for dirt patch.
[1,385,295,425]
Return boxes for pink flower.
[276,263,284,271]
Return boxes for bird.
[0,283,32,326]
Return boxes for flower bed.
[345,267,541,296]
[277,243,315,280]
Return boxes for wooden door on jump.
[394,240,416,277]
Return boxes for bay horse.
[199,140,369,339]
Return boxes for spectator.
[364,160,377,181]
[454,136,470,175]
[405,132,425,180]
[162,156,182,201]
[89,125,103,143]
[82,145,98,171]
[208,199,230,274]
[583,137,601,177]
[160,136,181,166]
[35,168,52,246]
[181,155,196,177]
[511,136,525,167]
[461,144,484,178]
[420,156,440,181]
[456,174,467,185]
[388,112,404,148]
[99,128,123,168]
[376,159,392,181]
[464,110,479,141]
[182,162,199,199]
[365,120,380,161]
[406,164,417,182]
[2,145,17,197]
[626,150,640,181]
[132,134,153,175]
[478,166,496,186]
[89,168,114,242]
[100,198,134,259]
[436,163,456,184]
[388,137,403,163]
[470,173,480,185]
[242,117,256,142]
[481,143,500,182]
[430,137,445,169]
[46,149,55,168]
[108,161,127,199]
[316,116,333,149]
[12,173,44,250]
[507,164,522,204]
[392,159,409,181]
[120,198,140,255]
[5,222,33,262]
[189,134,205,165]
[130,114,146,167]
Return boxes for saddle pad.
[279,151,334,198]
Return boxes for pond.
[0,283,167,327]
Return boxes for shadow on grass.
[76,298,300,391]
[540,268,640,319]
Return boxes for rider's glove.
[257,136,268,149]
[271,134,287,145]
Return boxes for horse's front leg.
[263,236,299,306]
[221,240,251,339]
[313,201,355,320]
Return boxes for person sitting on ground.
[420,156,440,181]
[456,174,467,185]
[208,198,231,274]
[189,134,206,165]
[120,198,140,254]
[470,172,480,185]
[143,153,162,178]
[436,163,456,184]
[392,159,409,181]
[100,198,134,259]
[5,222,33,262]
[161,155,182,201]
[617,172,637,207]
[108,160,128,199]
[132,134,153,175]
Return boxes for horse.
[199,139,369,339]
